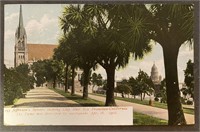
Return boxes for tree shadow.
[13,101,80,108]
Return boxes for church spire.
[14,5,28,68]
[16,5,26,39]
[19,5,24,28]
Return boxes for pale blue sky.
[4,4,194,83]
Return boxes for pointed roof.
[15,5,26,39]
[19,5,24,28]
[151,62,158,73]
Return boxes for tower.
[14,5,28,67]
[150,62,162,95]
[150,62,159,84]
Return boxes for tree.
[4,66,22,105]
[91,73,103,92]
[118,4,193,125]
[15,63,30,76]
[54,35,74,92]
[115,84,132,98]
[44,59,64,89]
[59,4,152,105]
[128,77,141,99]
[136,70,154,101]
[102,80,107,91]
[15,63,35,91]
[31,60,47,87]
[59,5,97,99]
[160,78,167,103]
[80,5,152,106]
[4,64,34,105]
[183,59,194,100]
[150,5,193,125]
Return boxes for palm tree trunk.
[121,93,124,98]
[143,93,146,100]
[53,76,56,89]
[92,85,95,93]
[64,64,69,93]
[163,46,186,125]
[83,67,90,99]
[71,66,75,95]
[105,66,116,106]
[140,93,143,101]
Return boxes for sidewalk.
[76,92,194,124]
[12,87,80,107]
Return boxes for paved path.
[13,87,80,108]
[76,92,194,124]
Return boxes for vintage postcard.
[1,1,199,131]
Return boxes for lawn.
[50,87,168,125]
[133,112,167,125]
[91,93,194,115]
[50,88,104,106]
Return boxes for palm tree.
[119,4,194,125]
[82,5,152,106]
[60,4,152,105]
[60,5,97,99]
[54,35,74,93]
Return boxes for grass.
[91,93,194,115]
[50,88,104,106]
[50,87,168,125]
[133,112,167,125]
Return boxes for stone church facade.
[14,5,57,67]
[14,5,82,92]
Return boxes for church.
[14,5,83,91]
[14,5,57,67]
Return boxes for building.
[14,5,57,67]
[150,62,162,94]
[150,62,162,85]
[14,5,82,91]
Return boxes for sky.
[4,4,194,83]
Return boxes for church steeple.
[15,5,26,39]
[19,5,24,28]
[14,5,28,67]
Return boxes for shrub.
[186,100,193,105]
[160,97,166,103]
[180,97,186,104]
[154,97,159,101]
[4,65,34,105]
[4,68,23,105]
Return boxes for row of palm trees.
[53,4,193,125]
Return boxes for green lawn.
[50,88,104,106]
[50,87,168,125]
[91,93,194,115]
[134,112,167,125]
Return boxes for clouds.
[26,14,57,34]
[5,12,18,22]
[178,45,193,59]
[115,57,164,81]
[4,29,14,42]
[4,5,61,67]
[4,4,194,83]
[25,14,59,44]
